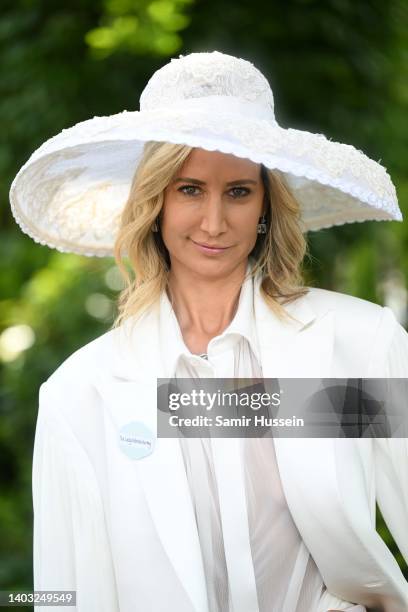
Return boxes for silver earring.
[152,220,159,233]
[257,214,267,234]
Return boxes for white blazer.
[32,281,408,612]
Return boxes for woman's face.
[161,148,266,277]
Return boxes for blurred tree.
[85,0,193,58]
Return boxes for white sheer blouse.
[159,269,370,612]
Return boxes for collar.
[159,258,261,378]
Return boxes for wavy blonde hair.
[112,140,309,331]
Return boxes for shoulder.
[305,285,400,333]
[44,325,120,390]
[304,287,402,363]
[305,286,385,320]
[37,326,124,437]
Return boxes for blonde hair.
[112,140,309,331]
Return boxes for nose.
[199,198,228,235]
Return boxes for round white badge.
[118,421,156,460]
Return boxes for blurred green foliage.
[85,0,194,58]
[1,0,407,602]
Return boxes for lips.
[191,239,231,255]
[192,240,229,249]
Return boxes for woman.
[9,51,408,612]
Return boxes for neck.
[166,258,249,338]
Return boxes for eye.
[177,185,251,198]
[230,187,251,198]
[178,185,200,196]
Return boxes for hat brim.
[9,108,402,257]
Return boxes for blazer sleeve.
[371,307,408,568]
[32,380,119,611]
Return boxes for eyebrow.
[173,177,258,186]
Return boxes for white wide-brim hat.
[9,50,402,257]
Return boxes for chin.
[189,256,242,277]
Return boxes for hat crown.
[139,50,275,116]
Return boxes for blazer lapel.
[253,280,334,378]
[96,308,210,612]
